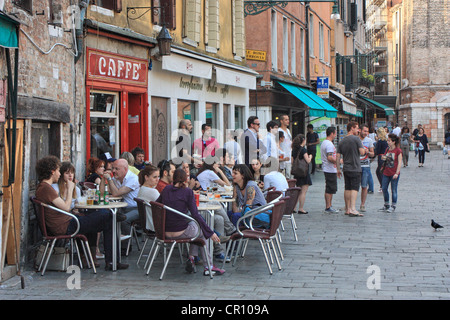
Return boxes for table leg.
[111,208,117,272]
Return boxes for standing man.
[358,124,375,213]
[278,114,292,178]
[320,127,339,213]
[392,123,401,137]
[306,124,320,174]
[265,120,279,159]
[336,121,366,217]
[193,124,220,159]
[240,116,266,166]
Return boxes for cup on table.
[78,196,87,206]
[195,193,200,206]
[208,192,214,200]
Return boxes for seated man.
[35,155,128,271]
[102,159,140,238]
[131,146,148,171]
[156,159,176,193]
[263,157,289,195]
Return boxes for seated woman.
[136,165,160,231]
[35,156,128,271]
[196,156,231,191]
[250,158,265,190]
[230,164,270,229]
[51,161,82,211]
[120,151,140,176]
[86,157,105,185]
[156,168,225,276]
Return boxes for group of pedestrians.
[320,121,405,216]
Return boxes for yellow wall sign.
[246,50,266,61]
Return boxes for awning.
[162,54,212,79]
[329,89,358,116]
[0,12,19,48]
[358,95,395,115]
[345,110,363,118]
[215,66,256,89]
[278,81,338,118]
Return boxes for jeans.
[418,150,426,164]
[382,174,400,206]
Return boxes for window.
[177,100,196,125]
[13,0,32,13]
[283,17,288,74]
[271,10,277,71]
[309,13,314,57]
[234,106,244,130]
[319,22,324,61]
[205,102,218,130]
[290,22,296,75]
[300,28,305,79]
[89,91,120,160]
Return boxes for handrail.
[40,202,80,238]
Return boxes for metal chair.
[287,179,297,188]
[134,197,156,265]
[30,197,97,275]
[145,201,214,280]
[223,199,286,275]
[280,187,301,241]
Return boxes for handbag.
[291,150,309,178]
[35,244,70,271]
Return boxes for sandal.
[297,210,308,214]
[349,211,364,217]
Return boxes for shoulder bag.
[291,149,309,178]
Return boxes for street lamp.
[156,25,172,56]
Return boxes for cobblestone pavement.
[1,150,449,301]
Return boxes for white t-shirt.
[320,139,337,173]
[224,140,243,164]
[112,170,140,207]
[197,169,220,190]
[278,127,292,156]
[264,171,289,194]
[137,186,160,231]
[360,136,374,167]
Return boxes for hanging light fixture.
[331,1,340,20]
[157,25,172,56]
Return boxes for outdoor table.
[198,204,222,259]
[75,201,128,271]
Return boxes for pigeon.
[431,219,443,231]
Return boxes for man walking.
[278,115,292,178]
[306,124,320,174]
[320,127,339,213]
[358,124,375,213]
[336,121,366,217]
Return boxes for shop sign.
[246,50,266,61]
[87,48,148,86]
[317,76,329,99]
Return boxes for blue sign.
[317,76,329,98]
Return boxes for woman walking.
[374,127,389,193]
[379,134,402,213]
[400,127,412,167]
[414,128,429,167]
[292,134,312,214]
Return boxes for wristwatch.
[107,177,112,181]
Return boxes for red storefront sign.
[86,48,148,87]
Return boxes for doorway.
[127,93,147,155]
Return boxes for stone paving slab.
[1,150,449,301]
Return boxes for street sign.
[246,49,266,61]
[317,76,329,99]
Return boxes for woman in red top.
[379,134,403,213]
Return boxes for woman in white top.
[137,165,160,231]
[51,161,81,211]
[196,156,230,191]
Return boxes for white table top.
[197,204,222,211]
[75,201,128,210]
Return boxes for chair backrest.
[287,179,297,188]
[266,190,282,203]
[30,196,49,238]
[134,197,149,232]
[284,187,301,215]
[149,201,166,241]
[268,200,286,237]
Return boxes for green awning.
[358,96,395,116]
[0,13,19,48]
[278,82,337,118]
[345,110,363,118]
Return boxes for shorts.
[324,172,337,194]
[361,167,371,188]
[344,171,361,191]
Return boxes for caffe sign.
[86,48,148,86]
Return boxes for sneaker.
[378,206,389,212]
[378,188,383,193]
[214,253,225,262]
[360,205,366,212]
[324,207,339,214]
[204,266,225,276]
[386,206,396,213]
[368,191,374,194]
[185,257,195,273]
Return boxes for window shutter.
[161,0,176,30]
[208,0,220,49]
[234,0,245,57]
[185,0,201,42]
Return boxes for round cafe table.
[75,201,128,271]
